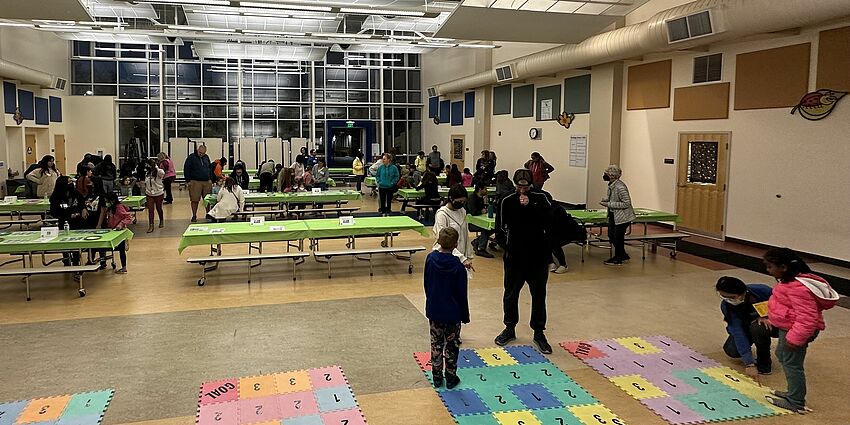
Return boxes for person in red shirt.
[523,152,555,190]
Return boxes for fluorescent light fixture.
[0,22,35,27]
[457,43,497,48]
[167,25,234,32]
[316,32,372,39]
[79,21,125,27]
[33,19,75,24]
[240,2,333,12]
[140,0,229,5]
[38,25,93,30]
[339,8,425,17]
[242,29,306,36]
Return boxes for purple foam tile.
[639,372,699,397]
[643,397,706,425]
[584,355,647,377]
[664,351,719,369]
[589,339,632,360]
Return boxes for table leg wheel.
[381,241,388,247]
[111,262,116,269]
[408,265,414,274]
[132,218,137,224]
[78,289,86,297]
[669,251,677,258]
[198,278,205,286]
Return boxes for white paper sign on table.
[339,216,355,226]
[210,228,225,234]
[2,196,17,204]
[39,227,59,241]
[269,225,285,231]
[312,187,322,193]
[250,216,265,226]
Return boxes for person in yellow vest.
[352,151,365,193]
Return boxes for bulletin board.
[734,43,810,110]
[536,85,561,121]
[513,84,534,118]
[817,26,850,92]
[673,82,730,121]
[626,60,672,110]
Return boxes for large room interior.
[1,0,850,424]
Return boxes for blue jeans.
[776,329,818,409]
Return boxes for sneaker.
[554,265,569,274]
[765,395,806,414]
[549,263,558,272]
[116,268,127,274]
[445,374,460,390]
[534,332,553,354]
[475,249,494,258]
[159,222,164,228]
[489,242,499,250]
[758,368,772,375]
[191,216,197,223]
[494,327,516,346]
[432,374,444,388]
[603,258,624,266]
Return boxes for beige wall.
[64,96,118,167]
[619,21,850,261]
[625,0,693,25]
[0,27,69,80]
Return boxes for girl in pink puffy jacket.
[763,248,838,413]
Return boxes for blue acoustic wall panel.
[18,89,34,120]
[451,101,464,126]
[464,91,475,118]
[35,97,49,125]
[428,96,439,118]
[49,96,63,122]
[3,81,16,114]
[439,99,450,124]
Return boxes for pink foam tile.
[277,391,319,418]
[307,366,347,390]
[197,400,238,425]
[413,352,432,371]
[199,379,240,405]
[642,397,707,425]
[560,341,608,360]
[320,408,367,425]
[237,395,281,424]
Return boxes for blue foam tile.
[439,389,490,416]
[313,386,357,413]
[504,345,548,364]
[458,349,487,368]
[281,414,324,425]
[509,383,564,410]
[0,401,29,425]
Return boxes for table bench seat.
[599,232,690,259]
[0,264,101,300]
[314,245,426,278]
[187,252,310,285]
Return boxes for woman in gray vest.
[600,165,636,266]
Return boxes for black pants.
[378,187,395,213]
[503,260,549,331]
[723,319,776,372]
[355,174,364,192]
[163,177,175,203]
[99,242,127,268]
[259,173,274,192]
[607,212,630,261]
[551,244,567,267]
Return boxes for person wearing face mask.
[433,184,475,266]
[600,165,635,266]
[716,276,775,380]
[494,169,554,354]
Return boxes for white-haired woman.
[600,165,635,266]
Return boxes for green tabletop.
[0,229,133,254]
[467,214,495,231]
[178,220,311,253]
[365,175,446,187]
[204,189,361,207]
[120,196,146,209]
[247,178,335,190]
[328,168,350,174]
[397,186,495,200]
[0,199,50,213]
[302,216,429,239]
[568,208,679,224]
[177,169,258,179]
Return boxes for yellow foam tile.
[569,404,626,425]
[16,395,72,424]
[613,337,661,355]
[273,370,313,394]
[475,348,517,366]
[609,375,668,399]
[494,410,541,425]
[700,367,790,416]
[238,374,278,399]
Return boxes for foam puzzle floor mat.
[195,366,367,425]
[414,345,627,424]
[560,336,790,424]
[0,389,114,425]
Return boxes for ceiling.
[0,0,652,60]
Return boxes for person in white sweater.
[26,155,60,198]
[144,159,165,233]
[207,177,245,221]
[433,184,474,267]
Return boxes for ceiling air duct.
[0,59,64,90]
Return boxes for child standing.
[462,168,473,187]
[96,192,131,274]
[764,247,838,413]
[424,227,470,389]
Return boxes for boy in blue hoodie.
[716,276,774,379]
[425,227,470,389]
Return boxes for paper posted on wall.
[569,135,588,168]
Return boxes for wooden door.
[676,132,730,238]
[25,135,37,166]
[450,135,464,170]
[54,135,67,175]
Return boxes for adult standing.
[494,169,554,354]
[426,145,443,175]
[375,153,400,215]
[76,153,93,177]
[716,276,774,379]
[183,145,213,222]
[93,154,117,195]
[157,152,176,204]
[27,155,60,198]
[474,150,491,185]
[600,165,635,266]
[352,152,366,193]
[144,159,165,233]
[524,152,554,190]
[415,151,427,174]
[258,160,276,192]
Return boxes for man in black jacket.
[494,169,554,353]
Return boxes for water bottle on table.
[63,222,70,235]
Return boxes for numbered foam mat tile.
[475,348,517,367]
[675,391,772,422]
[313,386,357,412]
[307,366,347,390]
[471,386,526,413]
[440,389,490,416]
[281,415,323,425]
[454,413,500,425]
[413,352,432,371]
[608,375,669,400]
[197,400,238,425]
[567,404,626,425]
[559,341,607,360]
[641,397,706,424]
[0,400,30,425]
[613,337,663,355]
[540,380,598,407]
[16,396,72,424]
[61,391,113,419]
[503,346,548,365]
[457,349,487,368]
[55,414,102,425]
[509,383,564,410]
[319,408,368,425]
[277,391,319,419]
[236,395,281,424]
[532,407,585,425]
[492,410,541,425]
[273,371,313,395]
[238,375,278,399]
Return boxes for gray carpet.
[0,295,429,424]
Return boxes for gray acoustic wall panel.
[564,74,591,114]
[536,84,561,121]
[493,85,512,115]
[513,84,534,118]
